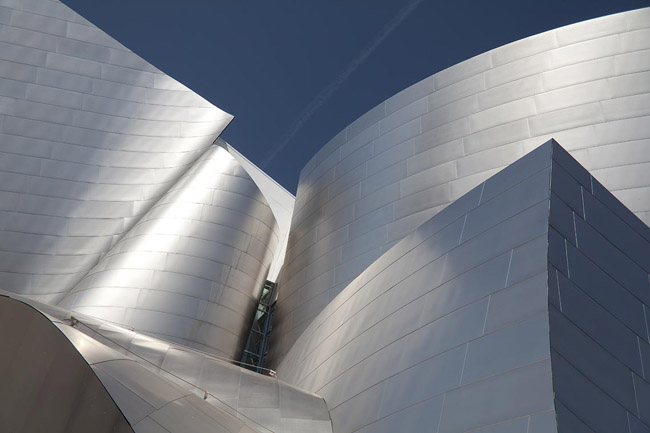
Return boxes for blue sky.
[63,0,648,193]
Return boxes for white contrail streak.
[260,0,424,168]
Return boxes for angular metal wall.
[546,146,650,432]
[59,144,281,359]
[0,0,233,303]
[2,1,649,431]
[270,7,650,364]
[275,142,558,432]
[275,140,650,433]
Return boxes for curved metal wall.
[275,143,558,433]
[36,294,333,433]
[270,7,650,364]
[224,139,296,282]
[59,144,280,359]
[1,294,263,433]
[0,295,134,433]
[0,0,232,303]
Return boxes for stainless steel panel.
[273,10,650,368]
[357,396,444,433]
[550,307,638,414]
[552,354,629,432]
[437,361,554,433]
[0,0,233,300]
[378,345,465,416]
[55,144,279,357]
[0,2,648,432]
[483,272,548,334]
[460,315,550,385]
[379,97,427,134]
[274,142,642,432]
[0,295,134,433]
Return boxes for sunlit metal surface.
[8,295,262,433]
[225,140,295,282]
[1,0,649,431]
[270,7,650,364]
[59,144,281,359]
[4,290,333,433]
[275,140,650,432]
[0,0,233,303]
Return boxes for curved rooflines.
[270,7,650,365]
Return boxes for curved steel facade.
[2,1,650,432]
[0,294,263,433]
[270,7,650,363]
[0,0,233,303]
[4,289,332,433]
[59,144,280,358]
[274,141,650,433]
[0,295,134,433]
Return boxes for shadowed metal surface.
[0,295,135,433]
[59,144,281,359]
[65,309,333,433]
[58,324,263,433]
[5,294,263,433]
[4,290,332,433]
[546,144,650,432]
[0,0,233,303]
[275,140,650,433]
[270,7,650,364]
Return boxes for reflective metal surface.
[59,144,281,359]
[0,295,134,433]
[0,0,233,302]
[546,143,650,432]
[275,140,650,432]
[1,1,649,431]
[4,289,332,433]
[12,294,263,433]
[225,140,295,282]
[270,7,650,363]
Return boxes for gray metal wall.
[59,144,281,359]
[275,142,558,432]
[40,296,263,433]
[66,304,332,433]
[0,295,135,433]
[546,145,650,432]
[4,289,333,433]
[276,139,650,432]
[0,0,233,303]
[270,7,650,364]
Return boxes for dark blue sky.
[63,0,648,193]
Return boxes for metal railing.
[241,280,278,374]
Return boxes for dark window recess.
[241,280,277,375]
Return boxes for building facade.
[0,1,649,433]
[269,7,650,363]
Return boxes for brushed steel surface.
[0,0,233,302]
[59,144,281,359]
[275,140,650,432]
[270,7,650,365]
[5,290,332,433]
[1,1,649,432]
[0,295,135,433]
[275,143,559,432]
